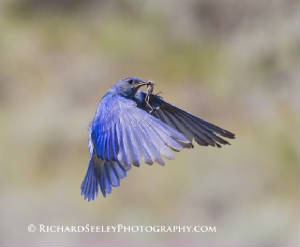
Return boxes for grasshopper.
[145,80,154,113]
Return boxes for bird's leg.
[145,80,154,113]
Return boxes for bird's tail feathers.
[81,158,99,201]
[81,155,128,200]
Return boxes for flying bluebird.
[81,77,235,200]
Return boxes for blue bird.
[81,77,235,200]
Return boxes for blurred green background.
[0,0,299,246]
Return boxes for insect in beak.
[145,80,155,113]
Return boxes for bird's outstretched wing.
[134,90,235,148]
[91,95,192,168]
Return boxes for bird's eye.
[128,79,134,85]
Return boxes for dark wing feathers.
[135,91,235,148]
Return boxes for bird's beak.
[134,80,148,89]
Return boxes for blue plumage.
[81,77,235,199]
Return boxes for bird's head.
[111,77,148,97]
